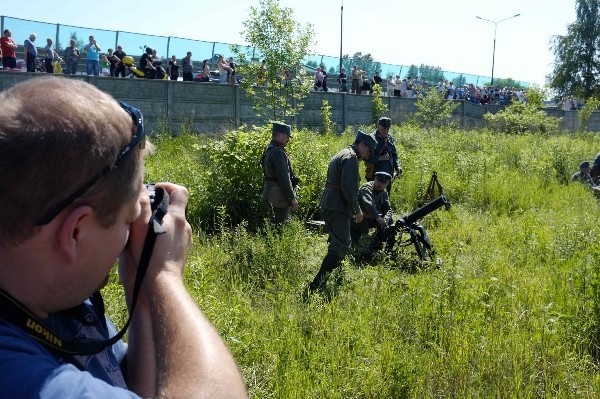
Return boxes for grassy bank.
[104,125,600,397]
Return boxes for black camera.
[145,183,158,210]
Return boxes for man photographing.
[0,77,247,398]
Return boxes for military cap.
[580,161,591,168]
[374,171,392,182]
[272,122,292,137]
[378,117,392,128]
[355,130,377,151]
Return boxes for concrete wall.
[1,72,599,134]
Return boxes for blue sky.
[1,0,576,86]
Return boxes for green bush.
[484,101,561,134]
[415,87,459,129]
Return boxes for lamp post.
[475,13,520,86]
[339,0,343,73]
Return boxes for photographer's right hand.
[118,183,192,303]
[145,183,193,279]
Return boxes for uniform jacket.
[262,140,296,208]
[320,146,361,216]
[354,181,392,233]
[366,131,400,176]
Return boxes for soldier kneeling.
[351,171,394,258]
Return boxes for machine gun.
[370,195,451,261]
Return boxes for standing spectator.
[43,38,59,74]
[307,131,377,294]
[261,122,299,225]
[314,66,324,91]
[0,76,248,398]
[182,51,193,81]
[406,76,414,98]
[64,39,80,75]
[394,74,402,97]
[361,72,370,94]
[83,35,101,76]
[257,59,267,86]
[386,75,395,97]
[167,55,179,81]
[23,33,37,73]
[351,65,361,94]
[105,48,120,77]
[400,78,408,97]
[217,55,230,84]
[201,59,211,82]
[338,68,347,92]
[323,69,329,92]
[371,72,382,94]
[364,117,402,193]
[228,57,237,84]
[1,29,18,71]
[113,45,126,77]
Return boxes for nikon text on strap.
[0,187,169,357]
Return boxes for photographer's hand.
[121,182,246,398]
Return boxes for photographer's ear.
[56,205,94,262]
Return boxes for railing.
[1,15,529,87]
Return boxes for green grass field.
[103,125,600,398]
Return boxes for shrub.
[415,87,459,129]
[371,84,388,124]
[579,97,600,132]
[484,101,561,134]
[320,99,336,135]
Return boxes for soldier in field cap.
[350,171,394,259]
[364,116,403,193]
[261,122,299,225]
[571,161,593,185]
[307,130,377,294]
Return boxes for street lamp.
[339,0,343,73]
[475,13,520,86]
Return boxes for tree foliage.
[549,0,600,99]
[341,52,381,77]
[231,0,315,121]
[415,87,459,129]
[482,77,527,90]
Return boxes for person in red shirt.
[1,29,18,71]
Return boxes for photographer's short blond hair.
[0,76,142,247]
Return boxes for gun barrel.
[402,195,450,225]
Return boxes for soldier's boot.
[309,253,342,293]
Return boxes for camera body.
[145,183,158,210]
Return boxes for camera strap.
[0,188,169,357]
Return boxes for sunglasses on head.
[35,101,145,225]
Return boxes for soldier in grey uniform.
[572,161,593,185]
[308,130,377,293]
[364,117,402,193]
[350,171,393,248]
[262,122,299,224]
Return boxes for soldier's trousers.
[323,209,352,259]
[265,202,291,225]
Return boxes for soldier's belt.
[325,184,341,190]
[264,177,278,182]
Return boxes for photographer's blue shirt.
[0,298,141,399]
